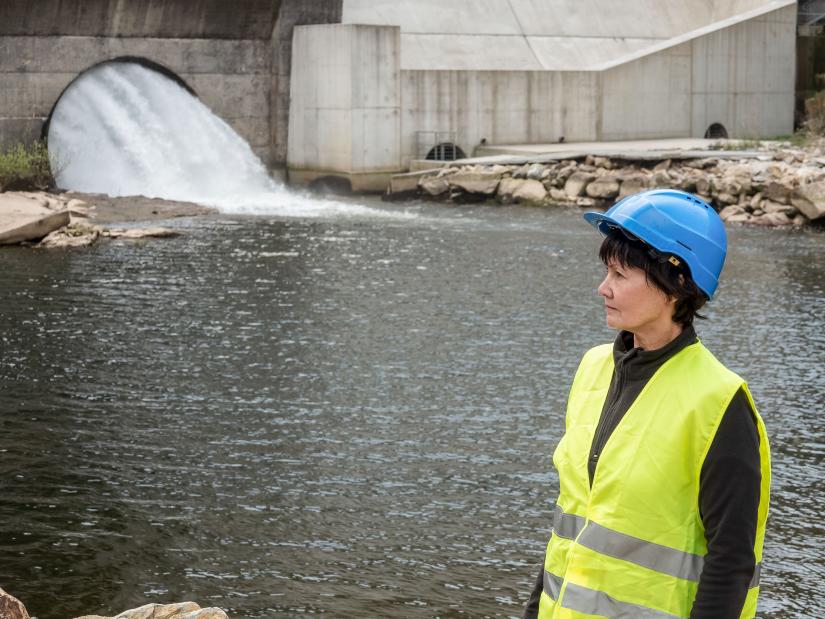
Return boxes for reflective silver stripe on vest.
[543,570,563,601]
[552,505,585,540]
[552,506,762,589]
[577,520,705,582]
[561,581,684,619]
[750,562,761,588]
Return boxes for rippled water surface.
[1,200,823,618]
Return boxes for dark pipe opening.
[704,122,729,139]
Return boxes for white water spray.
[48,62,407,219]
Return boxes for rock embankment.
[394,146,825,227]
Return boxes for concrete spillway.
[47,61,401,218]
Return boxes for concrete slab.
[456,138,768,165]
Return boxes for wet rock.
[38,222,101,248]
[74,601,228,619]
[0,587,29,619]
[564,172,596,198]
[420,176,450,196]
[792,181,825,220]
[586,177,620,199]
[793,213,809,226]
[103,227,181,239]
[449,171,501,195]
[576,197,597,208]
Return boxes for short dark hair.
[599,229,707,327]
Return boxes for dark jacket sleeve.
[522,558,544,619]
[690,388,762,619]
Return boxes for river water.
[0,200,823,618]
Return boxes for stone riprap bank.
[396,146,825,228]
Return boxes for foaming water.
[47,62,409,220]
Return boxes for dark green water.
[0,199,823,618]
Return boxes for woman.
[523,189,770,619]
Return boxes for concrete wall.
[690,3,797,138]
[0,36,273,161]
[270,0,343,178]
[400,70,599,166]
[288,24,400,191]
[601,4,796,140]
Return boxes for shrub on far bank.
[0,140,54,192]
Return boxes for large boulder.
[762,181,792,205]
[564,172,595,198]
[449,170,501,195]
[586,177,619,199]
[513,179,548,202]
[0,588,29,619]
[419,176,450,196]
[792,181,825,220]
[618,174,649,198]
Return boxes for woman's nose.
[598,276,611,298]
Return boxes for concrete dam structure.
[0,0,797,193]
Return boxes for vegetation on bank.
[0,140,54,191]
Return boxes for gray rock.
[719,205,746,221]
[449,171,501,195]
[420,176,450,196]
[751,212,793,226]
[0,588,29,619]
[695,177,711,195]
[618,174,649,198]
[762,181,791,204]
[526,164,545,180]
[576,197,597,208]
[761,200,797,216]
[512,179,548,203]
[716,192,738,206]
[586,177,620,199]
[549,187,569,202]
[792,181,825,220]
[564,172,596,198]
[511,164,530,179]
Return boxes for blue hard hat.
[583,189,727,299]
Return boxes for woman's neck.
[632,321,684,351]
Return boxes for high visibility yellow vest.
[538,341,770,619]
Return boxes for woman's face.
[597,258,676,332]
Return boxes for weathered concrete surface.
[341,0,777,71]
[0,0,342,169]
[288,23,400,191]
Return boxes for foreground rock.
[38,223,181,248]
[0,192,70,244]
[387,140,825,227]
[0,587,29,619]
[75,601,228,619]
